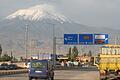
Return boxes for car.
[8,64,17,70]
[54,62,61,69]
[0,63,9,70]
[29,59,54,80]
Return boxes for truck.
[98,45,120,80]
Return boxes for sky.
[0,0,120,29]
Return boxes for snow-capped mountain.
[0,4,119,57]
[6,4,69,23]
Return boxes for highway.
[0,69,99,80]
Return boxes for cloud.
[0,0,120,28]
[52,0,120,28]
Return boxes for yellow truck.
[98,45,120,80]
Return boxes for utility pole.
[10,51,13,61]
[52,24,56,66]
[118,36,119,44]
[25,24,29,59]
[53,37,56,65]
[115,35,117,45]
[46,22,56,66]
[37,52,39,60]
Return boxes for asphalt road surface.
[0,70,99,80]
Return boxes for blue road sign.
[64,34,78,45]
[94,34,108,44]
[64,34,109,45]
[79,34,93,45]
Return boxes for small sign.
[79,34,93,45]
[64,34,109,45]
[64,34,78,45]
[94,34,108,44]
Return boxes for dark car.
[0,63,9,70]
[8,64,17,70]
[29,59,54,80]
[54,62,61,69]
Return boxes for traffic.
[0,45,120,80]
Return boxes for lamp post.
[25,24,29,59]
[52,23,56,66]
[47,22,56,66]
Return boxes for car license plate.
[35,71,42,73]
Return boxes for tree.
[72,46,79,57]
[10,51,13,61]
[2,54,11,61]
[0,44,2,57]
[71,46,79,61]
[20,57,23,61]
[83,53,87,57]
[13,57,18,61]
[88,50,92,57]
[68,47,72,61]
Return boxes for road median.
[0,69,28,76]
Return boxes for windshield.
[31,61,47,68]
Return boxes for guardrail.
[0,69,28,76]
[55,66,98,71]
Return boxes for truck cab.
[28,59,54,80]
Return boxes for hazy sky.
[0,0,120,29]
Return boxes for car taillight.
[28,69,30,72]
[100,70,106,76]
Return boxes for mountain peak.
[6,4,68,23]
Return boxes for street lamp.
[25,24,29,59]
[47,22,56,66]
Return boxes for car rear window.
[31,61,47,68]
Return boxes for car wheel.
[48,76,52,80]
[29,77,32,80]
[51,76,54,80]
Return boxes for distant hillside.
[0,4,119,57]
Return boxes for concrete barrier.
[0,62,29,69]
[0,69,28,76]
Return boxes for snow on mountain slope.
[1,4,119,57]
[6,4,69,23]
